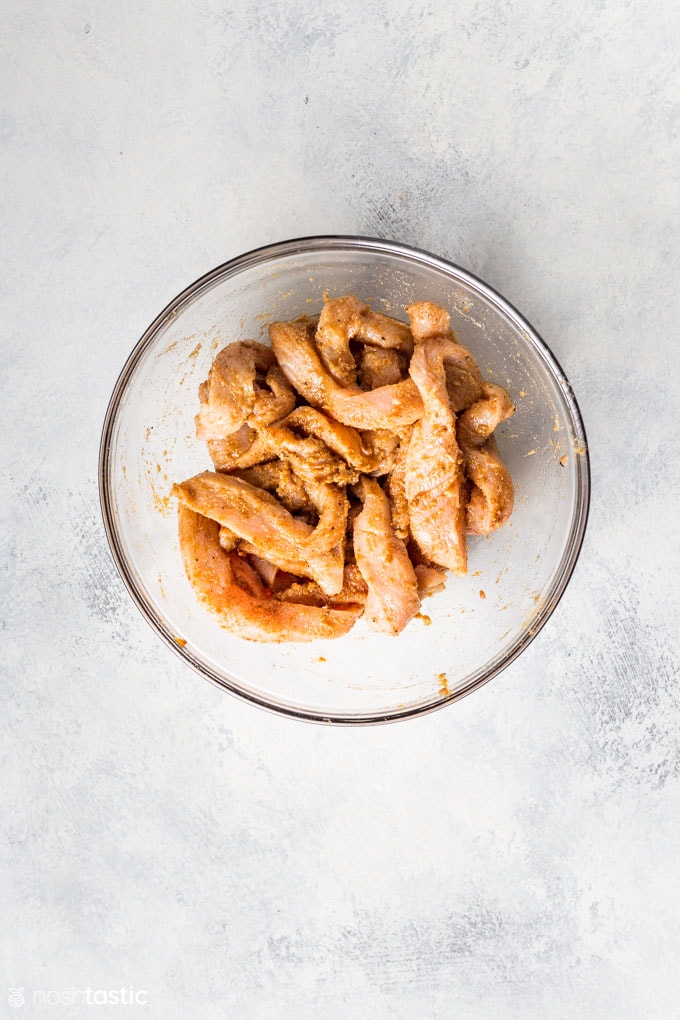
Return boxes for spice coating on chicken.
[269,320,424,431]
[196,340,295,440]
[405,337,468,574]
[172,472,345,594]
[463,436,515,535]
[457,382,515,448]
[353,477,420,635]
[177,506,361,642]
[315,294,414,388]
[171,295,517,642]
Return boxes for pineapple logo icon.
[8,988,25,1008]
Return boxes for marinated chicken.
[269,320,424,430]
[405,336,468,573]
[352,477,420,635]
[171,295,515,642]
[177,506,361,642]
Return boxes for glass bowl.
[99,236,590,724]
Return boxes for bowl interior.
[101,238,588,722]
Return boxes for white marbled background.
[2,0,679,1017]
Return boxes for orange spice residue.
[437,672,449,697]
[479,589,486,599]
[559,454,568,467]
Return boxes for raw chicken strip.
[406,301,453,341]
[457,382,515,448]
[464,436,515,534]
[235,463,349,556]
[260,421,360,487]
[276,564,369,608]
[315,294,414,386]
[353,477,420,634]
[405,337,468,573]
[206,424,272,472]
[172,471,344,594]
[177,506,361,642]
[297,478,350,553]
[456,382,515,534]
[233,538,328,581]
[270,320,424,430]
[196,340,295,440]
[385,426,413,541]
[406,301,485,411]
[277,406,396,477]
[444,359,485,414]
[414,564,448,597]
[237,461,310,513]
[357,346,407,390]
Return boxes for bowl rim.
[99,234,591,725]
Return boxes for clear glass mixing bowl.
[99,236,590,723]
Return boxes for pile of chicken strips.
[171,296,515,642]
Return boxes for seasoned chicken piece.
[259,423,359,487]
[455,382,515,534]
[229,553,266,598]
[343,497,363,564]
[264,406,373,483]
[206,424,273,472]
[444,356,485,413]
[353,477,420,635]
[298,478,350,553]
[315,295,414,387]
[177,506,361,642]
[406,301,453,341]
[278,406,396,477]
[327,296,413,350]
[276,564,369,608]
[464,436,515,534]
[314,296,359,386]
[218,526,238,552]
[457,382,515,448]
[233,539,328,581]
[231,461,347,572]
[359,428,399,477]
[414,564,448,597]
[196,340,296,440]
[270,320,423,430]
[384,426,413,541]
[247,553,280,589]
[406,302,484,411]
[236,461,310,513]
[172,471,344,594]
[405,337,468,574]
[250,364,297,426]
[357,346,407,390]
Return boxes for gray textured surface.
[2,0,679,1017]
